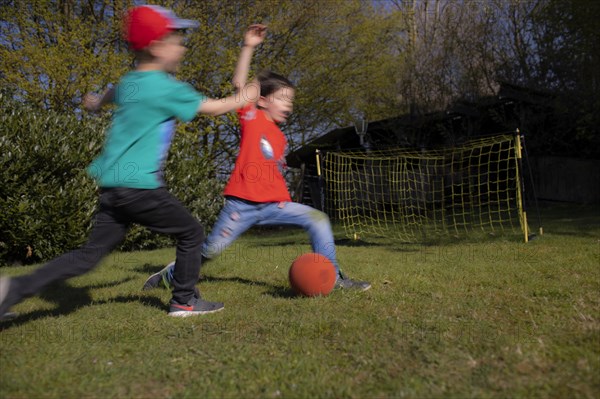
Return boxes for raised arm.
[198,24,266,116]
[232,24,266,92]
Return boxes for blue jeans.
[201,197,341,276]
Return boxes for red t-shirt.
[223,105,292,202]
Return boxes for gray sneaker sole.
[142,272,163,290]
[1,312,18,321]
[143,262,175,291]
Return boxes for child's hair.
[257,70,294,97]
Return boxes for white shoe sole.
[168,307,224,317]
[0,276,10,304]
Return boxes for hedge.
[0,95,223,265]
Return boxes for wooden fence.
[527,156,600,203]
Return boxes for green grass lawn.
[1,203,598,398]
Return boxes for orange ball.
[289,253,336,297]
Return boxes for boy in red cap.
[0,5,266,318]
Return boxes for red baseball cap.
[125,5,199,51]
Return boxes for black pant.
[12,187,204,305]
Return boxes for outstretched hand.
[244,24,267,48]
[83,93,102,113]
[82,87,114,113]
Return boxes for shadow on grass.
[132,263,170,274]
[545,230,599,238]
[244,238,386,249]
[263,286,298,298]
[134,263,288,289]
[335,238,385,247]
[201,275,297,298]
[207,277,297,298]
[387,246,428,254]
[246,240,311,248]
[0,277,165,331]
[130,265,297,298]
[529,203,600,237]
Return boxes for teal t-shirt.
[88,71,205,189]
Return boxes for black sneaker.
[334,276,371,291]
[142,262,175,291]
[168,296,224,317]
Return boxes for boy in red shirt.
[143,70,371,292]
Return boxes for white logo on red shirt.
[242,108,257,121]
[260,136,274,159]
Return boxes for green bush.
[0,95,223,265]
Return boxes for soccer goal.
[320,133,531,242]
